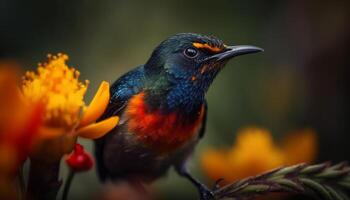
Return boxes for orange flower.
[0,66,43,199]
[0,67,43,174]
[201,127,317,185]
[21,54,119,161]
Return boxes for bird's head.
[144,33,263,111]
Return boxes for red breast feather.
[125,92,204,153]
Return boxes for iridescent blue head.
[144,33,263,113]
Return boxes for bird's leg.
[176,165,214,200]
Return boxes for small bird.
[95,33,262,199]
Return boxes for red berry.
[65,144,93,172]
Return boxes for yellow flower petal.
[77,116,119,139]
[78,81,110,128]
[201,149,229,184]
[282,128,317,165]
[201,127,318,186]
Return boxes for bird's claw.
[198,178,224,200]
[198,184,215,200]
[212,178,224,190]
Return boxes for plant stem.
[62,170,75,200]
[26,159,62,200]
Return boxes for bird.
[95,33,263,200]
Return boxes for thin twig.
[62,170,75,200]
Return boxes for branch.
[213,162,350,200]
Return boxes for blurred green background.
[1,0,349,199]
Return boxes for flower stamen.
[22,53,89,129]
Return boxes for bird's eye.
[184,48,198,58]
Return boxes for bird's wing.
[172,100,207,172]
[198,100,208,139]
[94,65,145,181]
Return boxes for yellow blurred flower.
[21,53,119,161]
[282,128,317,165]
[201,127,317,185]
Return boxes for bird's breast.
[125,92,204,153]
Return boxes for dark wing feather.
[94,65,145,181]
[173,100,207,172]
[198,100,207,139]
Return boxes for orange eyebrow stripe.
[193,42,222,53]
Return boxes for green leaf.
[325,185,345,200]
[273,164,304,177]
[331,187,350,200]
[301,163,327,174]
[316,169,350,179]
[300,178,332,200]
[338,181,350,189]
[274,178,304,192]
[329,162,348,170]
[237,185,270,194]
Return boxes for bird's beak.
[204,45,263,62]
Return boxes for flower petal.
[282,128,317,165]
[78,81,110,128]
[77,116,119,139]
